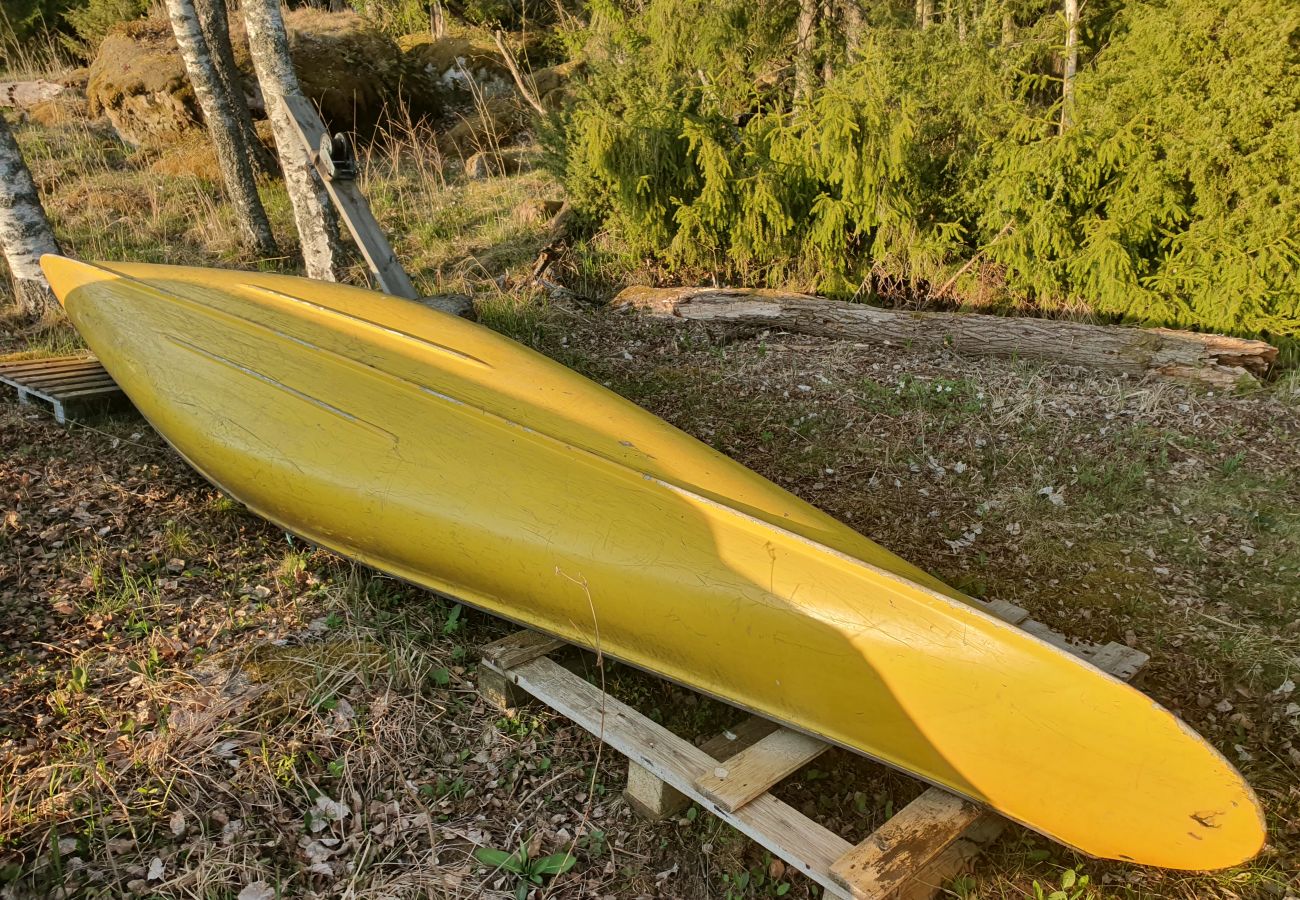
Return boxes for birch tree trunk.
[1060,0,1079,132]
[166,0,278,257]
[431,0,446,39]
[916,0,934,29]
[0,114,60,316]
[243,0,343,281]
[196,0,274,175]
[794,0,818,100]
[840,0,865,56]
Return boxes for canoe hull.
[41,256,1264,871]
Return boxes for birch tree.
[243,0,343,280]
[794,0,818,100]
[1060,0,1079,131]
[165,0,278,257]
[916,0,934,29]
[196,0,274,175]
[840,0,865,56]
[0,114,61,316]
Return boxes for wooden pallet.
[478,600,1148,900]
[0,354,127,424]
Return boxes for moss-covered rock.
[398,33,515,104]
[87,17,196,147]
[439,95,529,156]
[86,9,432,147]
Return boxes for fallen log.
[612,286,1278,387]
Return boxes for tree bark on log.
[612,286,1278,387]
[243,0,344,281]
[166,0,277,258]
[0,114,61,316]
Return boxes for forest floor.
[1,108,1299,900]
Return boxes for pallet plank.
[482,630,566,670]
[830,790,982,898]
[0,356,97,376]
[695,727,828,813]
[20,373,117,392]
[982,598,1031,625]
[489,656,855,897]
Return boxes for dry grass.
[2,101,1298,900]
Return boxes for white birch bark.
[840,0,865,56]
[794,0,818,100]
[431,0,446,39]
[0,114,60,316]
[1060,0,1079,131]
[243,0,343,281]
[196,0,274,175]
[916,0,934,29]
[166,0,278,257]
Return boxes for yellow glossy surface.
[42,256,1264,870]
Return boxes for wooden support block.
[478,665,523,710]
[695,727,828,813]
[700,716,781,761]
[625,760,691,820]
[626,716,783,822]
[478,630,565,709]
[830,789,983,898]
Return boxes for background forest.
[5,0,1300,344]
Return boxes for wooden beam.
[482,630,566,670]
[281,94,418,299]
[626,716,782,821]
[830,790,983,898]
[484,655,856,898]
[695,727,828,813]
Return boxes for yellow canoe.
[41,256,1264,871]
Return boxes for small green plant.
[442,603,464,635]
[66,665,88,694]
[947,873,978,897]
[473,840,577,899]
[1033,868,1091,900]
[576,827,606,858]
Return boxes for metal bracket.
[318,131,356,182]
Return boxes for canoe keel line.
[40,255,1265,871]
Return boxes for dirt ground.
[2,302,1298,899]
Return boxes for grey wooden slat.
[281,94,419,300]
[0,357,99,377]
[695,727,829,813]
[487,656,856,897]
